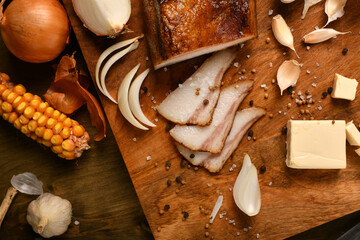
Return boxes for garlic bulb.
[233,154,261,217]
[72,0,131,37]
[27,193,72,238]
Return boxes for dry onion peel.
[324,0,347,27]
[118,64,148,130]
[128,69,156,127]
[100,40,140,104]
[45,55,106,141]
[233,154,261,217]
[95,35,143,99]
[272,14,299,58]
[0,0,70,63]
[72,0,131,37]
[303,28,350,44]
[302,0,322,19]
[277,60,301,95]
[209,195,223,223]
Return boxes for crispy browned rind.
[143,0,257,69]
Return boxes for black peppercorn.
[342,48,348,55]
[287,86,294,94]
[189,153,195,159]
[321,92,328,99]
[203,99,209,105]
[167,179,172,187]
[260,165,266,174]
[327,87,333,95]
[183,212,189,219]
[176,176,182,183]
[165,161,171,168]
[164,204,170,211]
[165,124,171,132]
[281,126,287,135]
[142,86,148,93]
[248,130,254,138]
[249,100,254,106]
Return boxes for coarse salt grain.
[133,138,137,142]
[229,187,233,191]
[278,111,282,114]
[178,83,183,88]
[225,217,228,221]
[269,62,273,67]
[247,55,250,59]
[154,118,158,122]
[261,84,267,88]
[74,220,80,225]
[318,106,323,111]
[306,70,311,74]
[146,156,151,160]
[232,164,237,168]
[234,62,239,68]
[283,52,287,56]
[284,112,287,115]
[248,136,251,141]
[298,90,302,95]
[229,167,234,172]
[229,219,235,224]
[306,46,310,51]
[269,181,273,186]
[316,62,320,67]
[240,43,245,48]
[268,9,273,15]
[237,232,240,236]
[300,63,304,68]
[312,83,317,87]
[146,56,149,61]
[244,228,248,232]
[291,28,294,32]
[257,233,260,238]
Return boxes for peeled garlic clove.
[277,60,301,95]
[303,28,350,44]
[281,0,296,3]
[95,35,143,99]
[302,0,322,19]
[272,14,299,58]
[324,0,347,27]
[11,172,43,195]
[100,40,140,104]
[118,64,149,130]
[128,69,156,128]
[72,0,131,37]
[233,154,261,217]
[27,193,72,238]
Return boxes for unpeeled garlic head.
[27,193,72,238]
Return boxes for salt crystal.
[163,67,168,72]
[269,62,273,67]
[300,95,305,100]
[146,56,149,61]
[229,219,235,224]
[247,55,250,59]
[216,190,220,194]
[133,138,137,142]
[315,26,319,30]
[248,226,252,230]
[74,220,80,225]
[207,183,212,187]
[146,156,151,161]
[300,63,304,68]
[154,118,158,122]
[178,83,183,88]
[297,90,302,95]
[306,70,311,74]
[240,43,245,48]
[232,164,237,168]
[312,83,317,87]
[314,76,317,79]
[260,84,267,88]
[268,181,273,186]
[151,96,154,100]
[291,28,294,32]
[318,106,323,111]
[257,233,260,239]
[307,95,312,99]
[194,65,198,70]
[225,217,228,221]
[221,211,227,216]
[295,99,299,103]
[219,214,223,219]
[284,112,287,115]
[333,36,337,39]
[248,136,251,141]
[229,187,233,191]
[278,111,282,114]
[283,52,287,56]
[237,232,240,236]
[234,62,239,68]
[316,62,320,67]
[229,167,233,172]
[244,228,248,232]
[306,46,310,51]
[268,9,273,15]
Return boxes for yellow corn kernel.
[58,113,67,122]
[30,99,41,109]
[2,89,11,100]
[37,115,48,127]
[73,125,85,137]
[32,112,42,121]
[53,122,63,134]
[13,84,26,95]
[23,93,34,102]
[6,92,18,104]
[30,133,37,141]
[60,127,70,139]
[20,125,29,135]
[62,150,75,160]
[42,140,52,147]
[0,84,7,95]
[62,139,75,152]
[28,120,38,132]
[16,101,27,114]
[52,110,61,119]
[2,102,12,113]
[8,112,18,124]
[12,96,23,108]
[2,113,10,121]
[51,145,63,154]
[72,120,79,127]
[50,135,63,145]
[13,119,21,129]
[46,118,57,129]
[19,115,29,125]
[23,106,35,119]
[63,118,72,127]
[33,95,41,101]
[38,102,48,113]
[35,127,45,138]
[44,107,54,117]
[42,129,53,141]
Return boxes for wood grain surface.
[62,0,360,239]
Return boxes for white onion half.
[117,64,148,130]
[233,154,261,217]
[100,40,140,104]
[128,69,156,127]
[95,35,143,101]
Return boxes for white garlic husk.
[27,193,72,238]
[72,0,131,37]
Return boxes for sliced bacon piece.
[170,81,253,153]
[157,49,236,126]
[176,107,265,172]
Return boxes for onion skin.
[0,0,70,63]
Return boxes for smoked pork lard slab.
[176,107,265,172]
[170,81,253,154]
[143,0,257,69]
[157,48,236,126]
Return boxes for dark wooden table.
[0,26,359,240]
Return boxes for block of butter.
[346,121,360,146]
[286,120,346,169]
[331,73,358,101]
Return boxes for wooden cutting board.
[63,0,360,239]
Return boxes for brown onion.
[0,0,70,63]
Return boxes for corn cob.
[0,73,90,160]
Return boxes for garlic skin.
[277,60,301,95]
[272,14,299,58]
[72,0,131,37]
[303,28,350,44]
[324,0,347,27]
[281,0,296,3]
[27,193,72,238]
[302,0,322,19]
